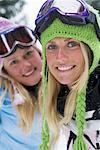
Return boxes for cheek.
[32,53,42,64]
[5,66,19,77]
[4,63,17,75]
[76,53,85,73]
[73,50,84,63]
[35,50,42,59]
[46,53,53,65]
[37,56,42,64]
[46,58,52,68]
[31,58,42,70]
[78,53,85,65]
[46,51,53,58]
[7,69,18,77]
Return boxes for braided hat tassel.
[39,119,49,150]
[74,136,87,150]
[73,90,87,150]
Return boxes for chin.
[59,82,68,85]
[25,82,37,86]
[28,79,41,86]
[24,76,41,86]
[57,79,72,86]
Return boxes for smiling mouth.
[23,67,37,77]
[57,65,76,71]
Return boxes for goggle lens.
[35,0,100,40]
[36,0,88,22]
[0,26,36,57]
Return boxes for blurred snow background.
[24,0,46,29]
[11,0,45,30]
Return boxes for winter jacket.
[0,89,42,150]
[55,66,100,150]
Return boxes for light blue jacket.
[0,88,42,150]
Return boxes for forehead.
[3,46,33,61]
[47,37,79,43]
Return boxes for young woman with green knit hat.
[34,0,100,149]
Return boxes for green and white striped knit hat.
[39,7,100,150]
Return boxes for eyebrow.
[48,38,71,43]
[47,41,55,44]
[5,48,32,62]
[64,38,79,42]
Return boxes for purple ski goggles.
[35,0,100,40]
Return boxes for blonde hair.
[0,68,39,133]
[41,42,90,147]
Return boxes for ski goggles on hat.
[35,0,100,40]
[0,26,36,58]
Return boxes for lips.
[23,67,36,77]
[57,65,75,71]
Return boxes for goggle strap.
[1,34,10,52]
[87,12,100,40]
[87,12,96,24]
[27,28,35,42]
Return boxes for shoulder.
[87,65,100,100]
[86,65,100,117]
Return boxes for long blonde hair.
[43,43,90,146]
[0,67,39,133]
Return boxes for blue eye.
[67,41,79,48]
[46,44,58,51]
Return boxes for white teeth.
[58,66,73,71]
[24,70,34,76]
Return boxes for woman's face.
[4,46,42,86]
[46,37,85,86]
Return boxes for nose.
[22,60,31,67]
[21,60,32,73]
[57,48,68,60]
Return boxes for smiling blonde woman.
[0,17,42,150]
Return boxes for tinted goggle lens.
[0,26,36,57]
